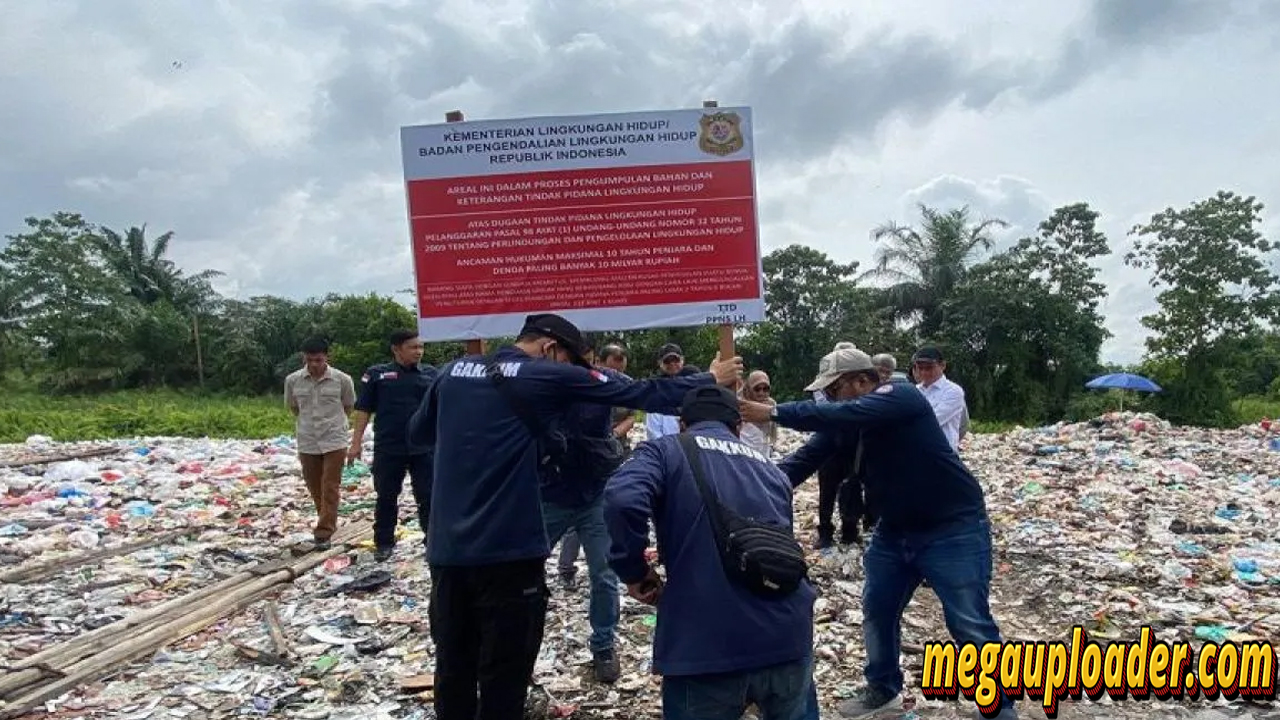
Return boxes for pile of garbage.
[0,412,1277,720]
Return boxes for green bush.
[1064,390,1130,421]
[1139,352,1237,428]
[0,389,295,443]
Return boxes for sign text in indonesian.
[399,107,764,341]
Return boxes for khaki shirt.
[285,366,356,454]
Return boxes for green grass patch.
[18,387,1263,445]
[0,389,295,443]
[1233,395,1280,425]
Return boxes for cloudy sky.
[2,0,1278,364]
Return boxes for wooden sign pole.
[446,109,487,356]
[703,99,736,361]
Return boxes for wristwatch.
[769,406,779,420]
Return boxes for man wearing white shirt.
[911,346,968,452]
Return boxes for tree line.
[1,190,1277,428]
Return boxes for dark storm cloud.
[1089,0,1225,43]
[1028,0,1269,101]
[311,0,1276,168]
[2,0,1274,304]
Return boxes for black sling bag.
[486,359,621,487]
[675,433,809,599]
[486,360,568,474]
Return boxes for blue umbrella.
[1085,372,1162,411]
[1086,373,1162,392]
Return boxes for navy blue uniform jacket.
[775,382,986,534]
[354,362,438,455]
[407,346,715,566]
[604,421,816,677]
[542,366,631,508]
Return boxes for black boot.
[592,648,620,683]
[839,525,861,547]
[816,523,835,550]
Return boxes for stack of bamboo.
[0,528,198,585]
[0,524,373,719]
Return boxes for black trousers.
[372,451,432,549]
[817,455,867,545]
[429,559,550,720]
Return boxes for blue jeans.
[557,529,581,577]
[862,517,1012,708]
[662,657,814,720]
[543,496,619,653]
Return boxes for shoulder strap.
[486,357,545,441]
[852,430,865,477]
[675,433,728,541]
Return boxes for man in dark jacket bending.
[604,386,817,720]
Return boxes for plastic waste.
[67,528,100,549]
[1,415,1277,720]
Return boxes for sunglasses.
[752,384,771,392]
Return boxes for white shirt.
[739,422,772,457]
[917,375,967,451]
[644,412,681,441]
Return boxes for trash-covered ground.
[1,413,1277,720]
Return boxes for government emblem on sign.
[698,112,745,157]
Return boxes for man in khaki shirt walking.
[285,337,356,549]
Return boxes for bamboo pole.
[263,600,291,658]
[702,99,736,362]
[445,109,488,358]
[0,524,365,697]
[0,446,117,469]
[0,582,273,718]
[0,567,255,692]
[0,527,371,714]
[0,528,196,585]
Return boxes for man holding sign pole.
[399,102,764,719]
[408,314,742,720]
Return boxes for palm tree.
[93,225,225,386]
[93,225,223,313]
[862,204,1008,338]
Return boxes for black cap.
[679,386,741,427]
[519,313,591,368]
[912,346,944,364]
[658,343,684,361]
